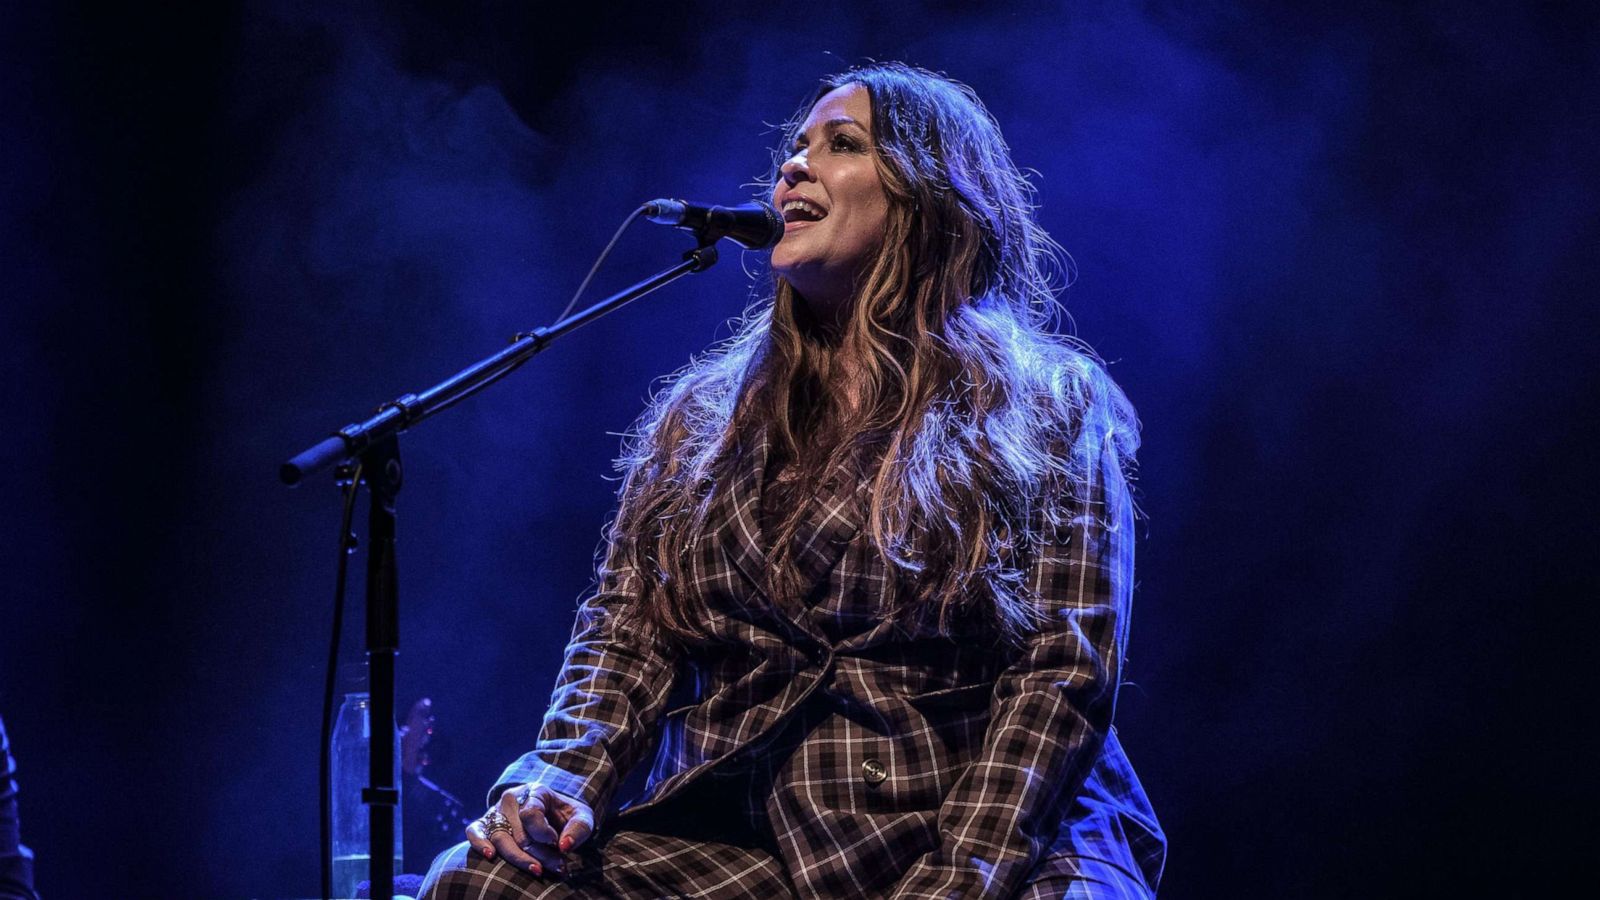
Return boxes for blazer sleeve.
[488,532,681,819]
[890,420,1137,899]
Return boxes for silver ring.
[483,809,512,836]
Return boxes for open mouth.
[781,198,827,224]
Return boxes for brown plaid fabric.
[423,416,1164,899]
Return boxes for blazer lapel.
[708,426,869,637]
[787,451,866,596]
[712,425,770,604]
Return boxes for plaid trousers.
[424,416,1164,899]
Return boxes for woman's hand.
[465,782,595,877]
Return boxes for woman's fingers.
[519,801,560,846]
[508,785,559,845]
[466,803,545,876]
[541,790,595,852]
[498,789,532,848]
[486,825,546,875]
[464,816,496,861]
[460,784,584,878]
[462,783,593,876]
[523,838,568,875]
[556,805,595,852]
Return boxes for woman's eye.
[831,135,861,152]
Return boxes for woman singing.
[423,62,1165,899]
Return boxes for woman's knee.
[1018,856,1156,900]
[420,840,599,899]
[418,841,478,893]
[419,841,533,898]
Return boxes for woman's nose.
[780,150,809,185]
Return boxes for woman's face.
[770,83,891,325]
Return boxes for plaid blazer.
[488,416,1165,899]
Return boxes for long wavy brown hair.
[606,63,1139,648]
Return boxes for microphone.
[642,199,784,250]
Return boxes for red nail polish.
[531,862,542,876]
[560,836,572,852]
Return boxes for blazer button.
[861,758,887,785]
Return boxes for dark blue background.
[2,1,1595,896]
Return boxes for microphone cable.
[397,206,647,426]
[556,205,646,322]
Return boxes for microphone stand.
[282,238,720,900]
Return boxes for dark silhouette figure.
[0,715,38,900]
